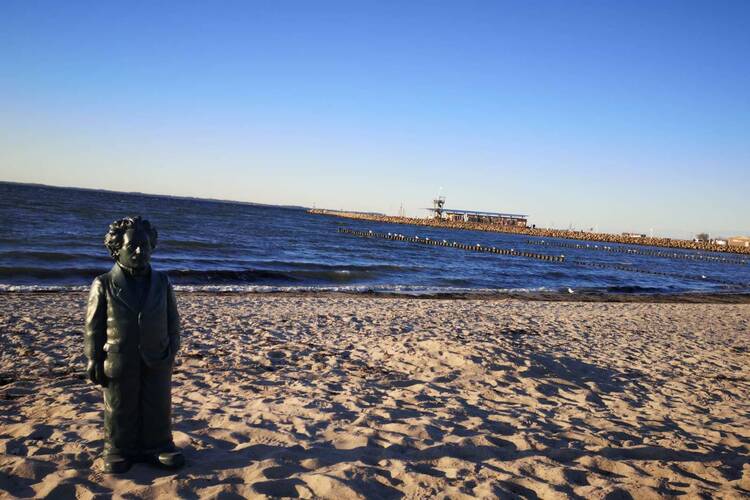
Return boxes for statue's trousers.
[103,359,173,456]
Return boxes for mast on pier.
[432,195,446,219]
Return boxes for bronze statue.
[85,216,184,473]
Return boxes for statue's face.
[117,228,152,270]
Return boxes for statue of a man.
[84,216,184,473]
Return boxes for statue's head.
[104,216,158,270]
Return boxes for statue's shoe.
[158,450,185,468]
[102,454,132,474]
[150,445,185,469]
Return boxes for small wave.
[0,264,408,285]
[0,266,107,279]
[0,284,89,292]
[0,250,107,262]
[167,267,389,284]
[159,239,237,250]
[157,258,413,273]
[603,285,677,294]
[251,260,412,272]
[543,270,569,279]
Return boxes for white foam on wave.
[0,283,550,296]
[0,284,90,292]
[172,284,551,295]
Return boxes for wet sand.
[1,292,749,498]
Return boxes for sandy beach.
[1,292,749,499]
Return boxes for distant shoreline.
[308,209,750,256]
[0,180,309,211]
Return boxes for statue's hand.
[86,360,106,387]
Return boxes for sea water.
[1,182,748,295]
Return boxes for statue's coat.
[85,263,180,456]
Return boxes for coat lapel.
[109,263,139,313]
[142,267,161,313]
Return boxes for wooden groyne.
[339,227,749,288]
[526,240,748,265]
[311,209,750,256]
[338,228,565,262]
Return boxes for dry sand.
[1,292,749,499]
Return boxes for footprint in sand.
[252,478,312,498]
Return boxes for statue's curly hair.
[104,216,158,259]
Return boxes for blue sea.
[1,181,749,296]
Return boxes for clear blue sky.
[1,1,748,238]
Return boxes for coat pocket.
[103,342,125,379]
[152,338,172,367]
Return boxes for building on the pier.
[425,196,528,227]
[427,207,528,227]
[728,236,750,248]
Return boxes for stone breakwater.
[309,209,750,256]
